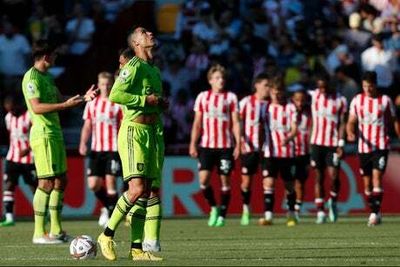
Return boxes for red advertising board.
[1,153,400,218]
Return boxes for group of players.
[0,25,400,262]
[189,65,400,228]
[1,26,165,262]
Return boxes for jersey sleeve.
[109,64,147,108]
[193,93,203,112]
[82,102,91,120]
[349,96,357,117]
[5,113,11,131]
[23,79,41,100]
[239,98,246,117]
[230,93,239,113]
[289,104,297,124]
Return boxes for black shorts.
[261,157,294,181]
[4,161,37,186]
[310,145,340,169]
[240,152,261,175]
[358,150,389,176]
[198,148,234,175]
[87,151,122,177]
[294,155,310,181]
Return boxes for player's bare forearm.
[346,114,357,142]
[394,119,400,138]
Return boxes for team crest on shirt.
[27,82,36,96]
[137,163,144,172]
[118,69,130,82]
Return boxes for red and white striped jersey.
[193,90,239,149]
[349,93,396,153]
[295,108,312,156]
[5,111,34,164]
[263,102,297,158]
[310,89,347,147]
[83,96,123,152]
[239,95,268,153]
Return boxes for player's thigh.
[198,148,217,172]
[294,155,310,182]
[261,157,279,179]
[118,122,152,182]
[105,152,122,177]
[359,153,373,177]
[150,126,165,189]
[217,148,234,176]
[30,138,66,179]
[326,147,340,168]
[240,152,260,176]
[88,152,106,177]
[21,163,37,187]
[310,145,326,170]
[371,150,389,173]
[4,161,20,187]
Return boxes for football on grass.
[69,235,97,260]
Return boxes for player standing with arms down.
[79,72,123,228]
[259,80,298,227]
[347,71,400,226]
[238,73,270,225]
[97,26,165,261]
[291,90,312,219]
[189,64,241,227]
[0,93,37,227]
[309,75,347,224]
[22,40,98,244]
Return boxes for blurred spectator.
[343,12,372,54]
[0,19,31,97]
[361,34,396,90]
[192,7,220,43]
[334,66,359,106]
[65,3,95,56]
[170,89,194,143]
[99,0,131,23]
[162,55,195,100]
[185,40,209,79]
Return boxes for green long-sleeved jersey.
[109,56,163,122]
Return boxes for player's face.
[255,79,270,100]
[209,71,225,91]
[134,27,156,48]
[362,80,377,97]
[98,77,112,96]
[317,79,327,93]
[119,55,129,69]
[292,92,306,110]
[270,87,284,103]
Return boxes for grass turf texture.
[1,216,400,266]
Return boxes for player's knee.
[4,181,16,191]
[38,179,54,193]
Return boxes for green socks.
[130,198,148,243]
[144,196,162,241]
[49,189,64,235]
[107,192,134,231]
[33,188,50,238]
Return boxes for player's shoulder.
[126,56,141,68]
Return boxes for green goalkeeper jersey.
[109,56,163,122]
[22,67,63,141]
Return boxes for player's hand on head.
[83,84,99,102]
[146,94,159,106]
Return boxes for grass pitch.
[1,216,400,266]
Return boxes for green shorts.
[152,123,164,189]
[30,137,67,179]
[118,121,164,184]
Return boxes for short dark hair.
[32,39,56,61]
[119,47,134,59]
[253,73,271,85]
[362,71,377,84]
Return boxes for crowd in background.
[1,0,400,153]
